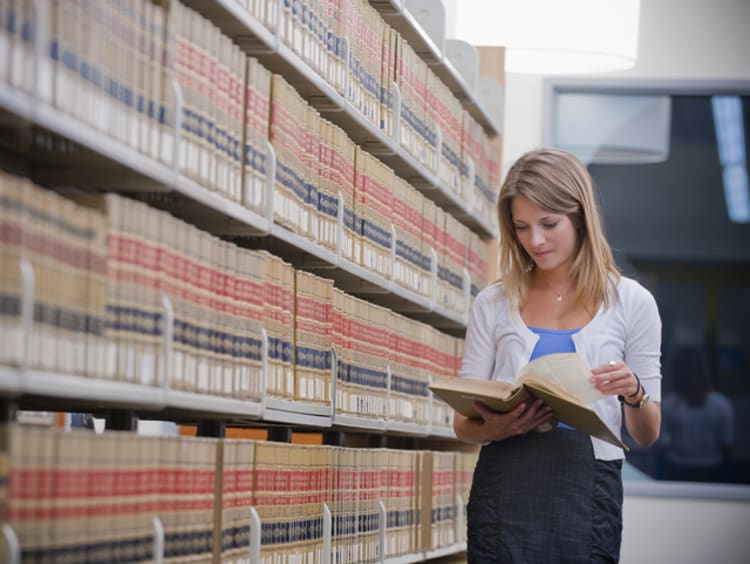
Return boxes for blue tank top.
[528,326,581,430]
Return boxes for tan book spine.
[158,435,179,558]
[157,0,174,165]
[86,206,107,379]
[0,173,24,365]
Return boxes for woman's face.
[510,195,579,274]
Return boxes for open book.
[428,353,627,450]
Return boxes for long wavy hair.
[497,147,620,311]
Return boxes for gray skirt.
[467,428,623,564]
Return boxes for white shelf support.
[264,139,277,234]
[434,124,443,185]
[465,156,476,203]
[343,35,352,111]
[378,499,387,563]
[330,347,338,419]
[429,247,438,310]
[403,0,446,56]
[272,0,283,53]
[391,82,402,154]
[456,493,466,544]
[322,502,332,564]
[462,267,472,321]
[390,224,398,286]
[385,364,393,422]
[260,328,269,418]
[336,189,345,261]
[20,258,35,372]
[426,372,435,436]
[169,78,184,176]
[31,0,51,103]
[152,515,165,564]
[159,295,175,395]
[249,506,262,564]
[1,523,20,564]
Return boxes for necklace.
[555,293,563,303]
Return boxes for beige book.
[86,208,107,379]
[111,432,143,564]
[28,185,57,373]
[157,0,174,165]
[158,435,181,558]
[428,352,627,449]
[0,172,24,366]
[304,106,321,242]
[335,124,357,262]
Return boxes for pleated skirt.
[466,428,623,564]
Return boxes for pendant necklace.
[555,293,563,303]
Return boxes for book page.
[517,353,604,405]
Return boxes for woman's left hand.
[590,360,640,398]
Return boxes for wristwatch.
[618,374,650,408]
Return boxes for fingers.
[591,360,638,397]
[472,399,553,441]
[513,400,553,435]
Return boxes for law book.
[0,172,26,366]
[237,248,265,401]
[428,331,458,430]
[442,213,467,314]
[428,352,627,450]
[242,56,271,216]
[316,119,336,250]
[392,176,424,296]
[354,149,394,278]
[333,123,357,262]
[430,451,456,550]
[433,205,450,312]
[303,106,321,242]
[455,451,477,544]
[294,270,333,405]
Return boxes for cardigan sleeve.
[623,281,663,402]
[459,288,497,381]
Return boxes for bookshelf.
[0,0,503,561]
[180,0,499,238]
[371,0,503,136]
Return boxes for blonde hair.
[497,147,620,310]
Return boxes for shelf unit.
[181,0,499,239]
[3,499,466,564]
[371,0,502,136]
[1,257,459,437]
[0,79,472,333]
[0,0,502,561]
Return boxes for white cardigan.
[460,276,662,460]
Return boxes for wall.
[622,488,750,564]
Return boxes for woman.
[660,345,734,482]
[455,148,662,563]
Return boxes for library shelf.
[371,0,501,137]
[182,0,498,239]
[0,81,468,333]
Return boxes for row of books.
[1,0,499,237]
[0,424,477,563]
[245,0,499,208]
[0,173,465,425]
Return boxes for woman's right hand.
[453,400,554,444]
